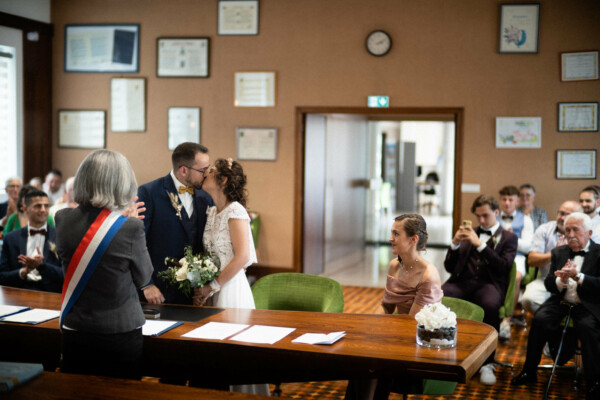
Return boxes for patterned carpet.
[275,286,586,400]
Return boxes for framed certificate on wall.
[218,0,259,35]
[234,72,275,107]
[236,127,277,161]
[168,107,201,150]
[157,37,210,78]
[58,110,106,149]
[558,102,599,132]
[65,24,139,73]
[556,150,596,179]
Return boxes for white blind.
[0,45,18,195]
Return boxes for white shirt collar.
[170,170,188,191]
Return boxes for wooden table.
[5,371,273,399]
[0,286,497,386]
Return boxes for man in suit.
[442,194,518,385]
[512,212,600,399]
[0,176,22,232]
[496,185,534,340]
[138,142,213,305]
[0,190,63,293]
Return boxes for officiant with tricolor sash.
[55,149,153,380]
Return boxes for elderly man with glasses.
[1,177,22,231]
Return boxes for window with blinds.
[0,45,18,194]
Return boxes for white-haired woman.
[55,149,153,380]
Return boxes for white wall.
[0,0,51,23]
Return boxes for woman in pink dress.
[345,213,443,400]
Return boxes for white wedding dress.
[203,202,269,396]
[203,202,257,309]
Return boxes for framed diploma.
[110,78,146,132]
[495,117,542,148]
[157,37,210,78]
[498,3,540,54]
[236,127,278,161]
[234,72,275,107]
[558,102,599,132]
[218,0,259,35]
[168,107,201,150]
[561,51,599,81]
[65,24,139,73]
[556,150,596,179]
[58,110,106,149]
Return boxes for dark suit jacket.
[55,206,153,333]
[544,240,600,322]
[444,226,518,298]
[0,226,64,293]
[137,173,213,304]
[0,201,7,220]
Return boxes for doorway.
[296,107,463,284]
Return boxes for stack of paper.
[0,305,29,318]
[229,325,296,345]
[292,331,345,345]
[183,322,249,340]
[142,320,183,337]
[0,309,59,324]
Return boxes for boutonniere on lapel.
[168,192,183,220]
[48,241,58,259]
[492,234,501,250]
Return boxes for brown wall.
[51,0,600,270]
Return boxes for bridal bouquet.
[158,246,220,298]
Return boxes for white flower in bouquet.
[159,246,221,298]
[415,302,457,331]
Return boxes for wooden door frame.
[294,106,464,273]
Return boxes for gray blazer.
[55,206,153,334]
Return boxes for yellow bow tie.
[178,186,194,195]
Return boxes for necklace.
[400,257,419,274]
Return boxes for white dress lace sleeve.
[202,202,256,309]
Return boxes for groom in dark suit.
[442,194,518,385]
[512,212,600,399]
[138,142,213,305]
[0,190,63,293]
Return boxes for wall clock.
[366,30,392,57]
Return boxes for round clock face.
[366,30,392,57]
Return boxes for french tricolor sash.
[60,209,127,327]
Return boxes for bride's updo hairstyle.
[394,214,428,251]
[213,158,248,208]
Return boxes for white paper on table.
[292,331,346,345]
[182,322,249,340]
[0,305,29,318]
[0,309,59,324]
[229,325,295,345]
[142,320,183,337]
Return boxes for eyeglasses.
[183,165,210,174]
[557,211,570,217]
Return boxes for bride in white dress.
[193,158,256,309]
[193,158,269,396]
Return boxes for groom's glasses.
[184,165,210,175]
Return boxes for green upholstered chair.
[499,262,517,323]
[252,272,344,313]
[252,273,344,396]
[396,297,485,399]
[248,211,260,249]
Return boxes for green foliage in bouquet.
[158,246,221,298]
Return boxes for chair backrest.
[252,273,344,313]
[441,296,485,322]
[499,262,517,319]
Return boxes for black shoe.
[511,371,537,386]
[587,381,600,400]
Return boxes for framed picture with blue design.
[498,3,540,54]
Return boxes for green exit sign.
[368,96,389,108]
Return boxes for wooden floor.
[276,285,586,400]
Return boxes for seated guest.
[442,194,517,385]
[0,190,63,293]
[55,150,153,380]
[43,169,65,206]
[29,177,43,191]
[579,186,600,235]
[0,177,22,231]
[522,200,584,314]
[345,214,443,400]
[512,212,600,400]
[49,177,77,218]
[3,185,55,234]
[497,185,534,340]
[518,183,548,230]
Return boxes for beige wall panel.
[51,0,600,269]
